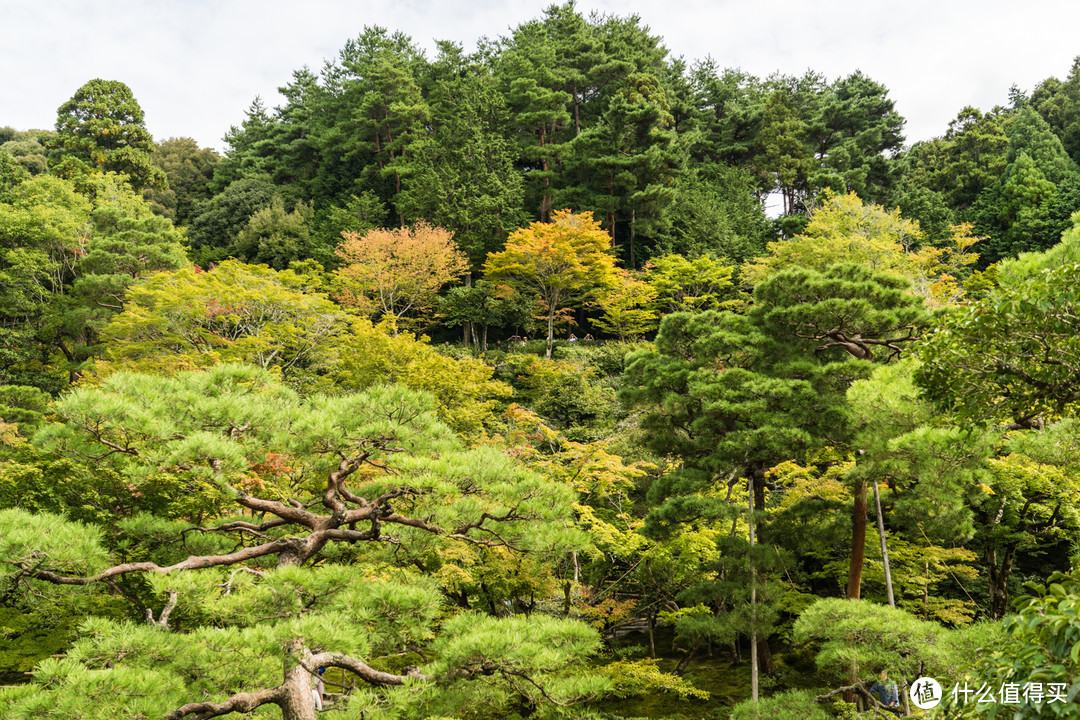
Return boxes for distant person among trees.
[312,667,325,711]
[870,669,900,713]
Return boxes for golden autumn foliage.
[334,221,469,333]
[484,209,618,357]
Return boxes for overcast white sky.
[2,0,1078,153]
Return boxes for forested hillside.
[2,4,1080,719]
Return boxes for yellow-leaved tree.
[742,191,923,285]
[484,209,617,358]
[743,191,981,307]
[334,221,469,334]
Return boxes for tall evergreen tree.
[50,79,165,191]
[398,43,526,268]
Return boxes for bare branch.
[165,686,282,720]
[500,668,574,707]
[181,517,289,541]
[234,494,317,527]
[146,590,179,629]
[308,651,427,685]
[15,538,296,585]
[219,567,266,597]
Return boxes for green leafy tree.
[743,191,982,307]
[60,202,189,366]
[805,71,906,203]
[95,259,348,380]
[624,264,924,496]
[592,269,657,340]
[1006,104,1078,184]
[658,162,772,262]
[494,21,572,221]
[757,265,926,601]
[259,68,325,196]
[308,191,388,267]
[49,79,165,191]
[931,566,1080,719]
[0,364,602,720]
[793,598,947,705]
[998,152,1056,222]
[186,177,275,266]
[978,436,1080,617]
[559,71,680,265]
[437,280,535,351]
[902,107,1010,213]
[742,191,923,285]
[95,260,507,435]
[967,106,1080,264]
[0,175,92,389]
[916,223,1080,428]
[321,318,512,438]
[0,129,50,176]
[0,169,190,386]
[333,27,429,218]
[209,97,277,193]
[399,43,526,269]
[233,196,315,269]
[0,149,30,194]
[846,361,995,610]
[915,230,1080,613]
[679,60,763,170]
[1034,56,1080,164]
[622,262,926,667]
[643,253,739,313]
[755,82,815,215]
[143,137,219,225]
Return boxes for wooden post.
[873,479,894,608]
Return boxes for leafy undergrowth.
[587,630,823,720]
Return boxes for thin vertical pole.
[748,476,758,705]
[873,479,894,608]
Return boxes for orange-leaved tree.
[484,209,617,358]
[334,222,468,334]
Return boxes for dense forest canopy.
[2,4,1080,719]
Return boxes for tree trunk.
[280,641,318,720]
[464,271,474,348]
[674,642,700,674]
[847,477,867,599]
[987,542,1018,618]
[539,126,551,222]
[844,656,858,705]
[648,613,656,658]
[573,84,581,135]
[748,476,759,703]
[756,637,773,678]
[873,479,894,607]
[750,468,774,677]
[546,308,555,359]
